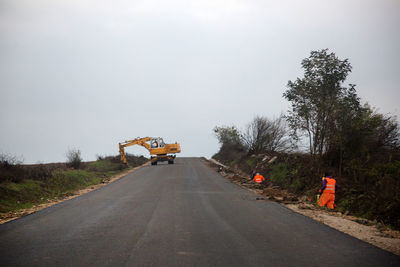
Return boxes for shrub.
[269,162,290,185]
[0,153,24,183]
[66,149,82,169]
[125,154,148,166]
[212,126,246,165]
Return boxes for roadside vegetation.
[0,152,147,215]
[213,49,400,229]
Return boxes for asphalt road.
[0,158,399,266]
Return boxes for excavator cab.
[150,137,165,148]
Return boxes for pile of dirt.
[203,158,400,256]
[262,186,299,203]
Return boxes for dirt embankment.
[203,158,400,256]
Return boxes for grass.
[0,180,45,212]
[87,159,121,172]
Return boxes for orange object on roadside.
[318,177,336,209]
[253,174,265,184]
[323,177,336,194]
[318,193,335,209]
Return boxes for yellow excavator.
[119,137,181,165]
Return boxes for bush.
[25,164,59,181]
[269,162,290,185]
[66,149,82,169]
[0,153,24,183]
[212,125,246,165]
[90,154,148,172]
[124,154,148,166]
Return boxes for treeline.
[213,49,400,228]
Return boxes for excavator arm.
[119,137,151,164]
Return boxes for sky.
[1,0,399,163]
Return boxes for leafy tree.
[283,49,353,156]
[213,126,242,146]
[328,103,400,173]
[213,126,245,163]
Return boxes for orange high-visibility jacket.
[253,174,265,184]
[323,177,336,194]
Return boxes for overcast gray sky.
[1,0,399,163]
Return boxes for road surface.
[0,158,399,266]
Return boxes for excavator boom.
[119,137,181,165]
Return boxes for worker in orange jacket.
[253,173,265,184]
[318,172,338,209]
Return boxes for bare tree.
[0,153,23,166]
[243,115,290,154]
